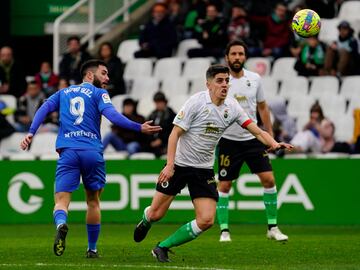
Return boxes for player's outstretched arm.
[20,101,57,151]
[246,122,293,152]
[158,125,184,183]
[102,107,161,134]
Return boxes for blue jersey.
[47,82,113,152]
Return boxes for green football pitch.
[0,224,359,270]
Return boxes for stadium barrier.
[0,159,359,225]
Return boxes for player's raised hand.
[20,133,33,151]
[141,120,162,135]
[267,142,293,152]
[158,164,174,183]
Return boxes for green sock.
[142,206,152,228]
[159,220,202,249]
[264,187,277,225]
[217,191,229,231]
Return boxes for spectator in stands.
[14,81,46,132]
[183,0,207,39]
[134,3,178,59]
[323,20,359,76]
[146,91,176,157]
[59,36,91,84]
[34,61,59,97]
[167,0,186,40]
[187,3,228,59]
[57,77,69,90]
[294,35,326,76]
[103,98,146,155]
[98,42,126,97]
[269,98,297,143]
[249,2,291,58]
[319,118,351,153]
[0,99,15,141]
[0,46,27,98]
[290,102,324,153]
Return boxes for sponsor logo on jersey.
[102,93,111,103]
[205,122,220,135]
[234,94,247,102]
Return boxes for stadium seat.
[8,152,36,160]
[182,58,211,80]
[332,110,354,141]
[340,76,360,101]
[189,77,206,95]
[261,77,279,100]
[286,95,314,126]
[168,94,189,112]
[347,95,360,114]
[318,18,340,44]
[0,94,17,124]
[317,96,347,121]
[153,57,182,81]
[246,57,271,77]
[0,132,26,155]
[161,77,189,96]
[130,77,159,100]
[338,1,360,21]
[176,39,202,59]
[279,76,309,101]
[39,153,59,160]
[111,94,130,110]
[117,39,140,63]
[271,57,297,80]
[309,76,339,100]
[104,151,128,160]
[123,58,153,82]
[29,132,57,155]
[129,152,156,160]
[137,97,154,117]
[100,116,112,138]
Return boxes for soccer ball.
[291,9,321,38]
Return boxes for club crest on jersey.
[177,110,184,120]
[102,93,111,103]
[246,79,251,87]
[224,109,229,119]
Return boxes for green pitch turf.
[0,224,359,270]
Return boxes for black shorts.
[217,137,272,181]
[156,165,218,202]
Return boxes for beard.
[228,60,244,73]
[93,76,103,88]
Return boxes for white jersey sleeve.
[173,96,197,131]
[256,76,265,103]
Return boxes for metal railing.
[53,0,137,74]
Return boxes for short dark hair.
[67,36,80,44]
[153,91,167,102]
[80,59,108,78]
[225,39,248,57]
[206,64,229,80]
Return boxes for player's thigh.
[55,149,81,193]
[79,151,106,191]
[218,138,244,181]
[187,168,218,202]
[156,165,188,196]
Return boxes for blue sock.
[87,224,100,251]
[53,210,67,228]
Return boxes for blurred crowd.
[1,0,360,157]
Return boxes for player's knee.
[196,216,214,231]
[86,198,100,209]
[218,181,232,193]
[262,178,275,188]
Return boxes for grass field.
[0,224,359,270]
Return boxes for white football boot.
[219,231,232,242]
[267,226,288,241]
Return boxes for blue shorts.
[55,149,106,193]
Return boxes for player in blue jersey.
[20,59,161,258]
